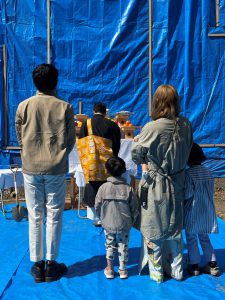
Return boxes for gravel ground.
[214,178,225,220]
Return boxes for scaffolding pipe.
[200,144,225,148]
[3,44,8,146]
[2,144,225,151]
[216,0,220,27]
[208,33,225,37]
[148,0,152,117]
[47,0,51,64]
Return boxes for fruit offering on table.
[74,121,82,127]
[74,114,88,137]
[124,120,134,127]
[75,114,88,123]
[113,112,137,139]
[114,115,129,127]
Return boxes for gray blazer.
[15,91,75,175]
[95,176,139,233]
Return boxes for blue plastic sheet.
[0,0,149,148]
[0,46,4,148]
[1,209,225,299]
[0,0,225,176]
[0,204,28,298]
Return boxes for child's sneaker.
[118,269,128,279]
[93,220,102,227]
[104,267,114,279]
[202,261,220,276]
[187,264,201,276]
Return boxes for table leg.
[130,175,136,191]
[69,174,76,209]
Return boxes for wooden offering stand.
[114,113,136,139]
[74,114,88,138]
[121,125,136,139]
[114,114,129,127]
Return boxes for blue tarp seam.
[0,248,29,299]
[199,53,224,132]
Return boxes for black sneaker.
[202,261,220,276]
[187,264,201,276]
[45,260,68,282]
[31,260,45,283]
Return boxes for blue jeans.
[23,174,66,262]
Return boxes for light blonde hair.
[151,84,180,121]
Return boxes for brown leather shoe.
[45,260,68,282]
[31,260,45,283]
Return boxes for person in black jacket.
[78,102,121,226]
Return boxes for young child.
[95,157,139,279]
[184,143,220,276]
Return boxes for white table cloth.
[0,169,24,190]
[69,139,137,220]
[0,139,136,202]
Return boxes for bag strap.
[87,119,93,135]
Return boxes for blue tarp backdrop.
[0,0,225,176]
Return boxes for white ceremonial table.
[0,168,24,215]
[0,168,24,190]
[68,139,137,219]
[69,139,137,187]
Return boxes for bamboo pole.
[200,144,225,148]
[208,33,225,37]
[2,146,21,150]
[47,0,51,64]
[216,0,220,27]
[148,0,152,117]
[78,101,83,114]
[3,44,8,146]
[5,145,225,150]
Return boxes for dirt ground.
[214,178,225,220]
[2,178,225,221]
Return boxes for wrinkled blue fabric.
[1,210,225,299]
[0,0,225,176]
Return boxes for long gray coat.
[132,116,193,241]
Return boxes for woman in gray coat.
[132,84,193,283]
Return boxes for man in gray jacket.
[15,64,75,283]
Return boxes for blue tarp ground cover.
[1,209,225,300]
[0,0,225,175]
[0,204,28,298]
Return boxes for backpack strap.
[87,119,93,135]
